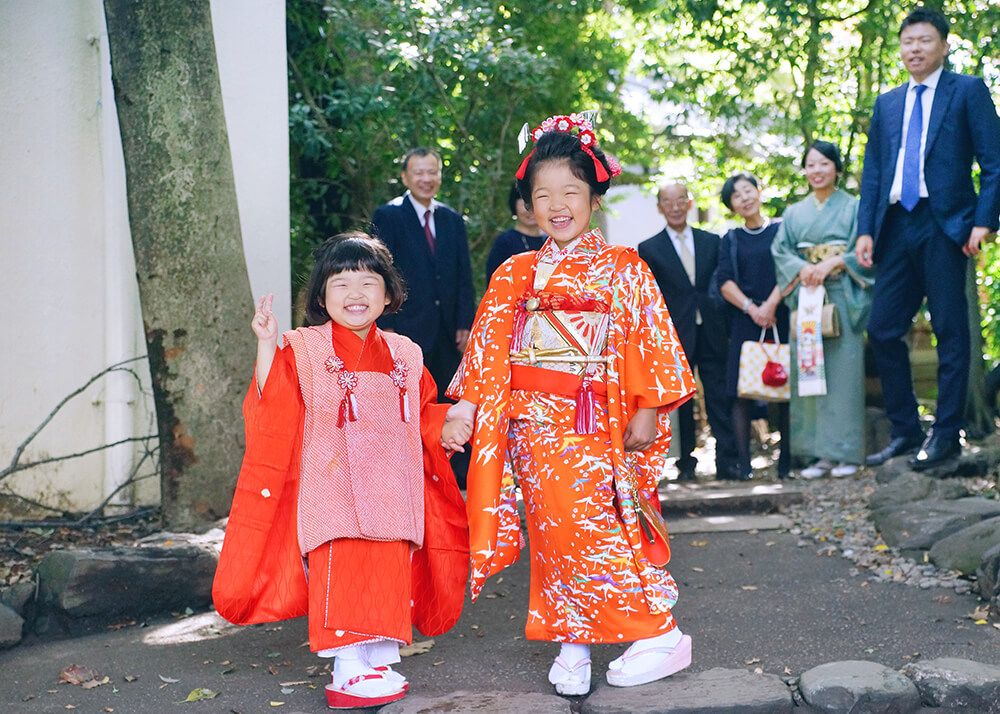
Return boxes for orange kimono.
[447,229,695,644]
[213,323,469,651]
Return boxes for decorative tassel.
[574,377,596,435]
[400,388,410,422]
[337,397,348,428]
[347,392,358,422]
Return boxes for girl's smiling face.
[321,269,390,338]
[530,159,600,247]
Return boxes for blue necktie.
[900,84,927,212]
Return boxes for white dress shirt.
[889,65,943,204]
[666,224,701,324]
[407,192,439,237]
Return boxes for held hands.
[442,400,476,452]
[623,408,658,452]
[441,417,473,453]
[252,294,278,344]
[855,234,874,269]
[748,302,777,329]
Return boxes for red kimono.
[213,323,469,650]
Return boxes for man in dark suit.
[372,147,475,400]
[638,183,737,480]
[857,8,1000,470]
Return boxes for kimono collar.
[539,228,606,261]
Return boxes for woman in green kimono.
[772,141,874,478]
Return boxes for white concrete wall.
[0,1,289,513]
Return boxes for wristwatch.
[741,297,753,313]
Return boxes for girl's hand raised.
[252,294,278,343]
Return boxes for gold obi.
[509,297,610,378]
[798,241,847,264]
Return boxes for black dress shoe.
[865,434,923,467]
[677,468,697,482]
[909,433,960,471]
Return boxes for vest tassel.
[347,392,359,422]
[574,378,596,435]
[400,388,410,422]
[337,396,348,428]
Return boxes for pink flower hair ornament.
[515,113,622,182]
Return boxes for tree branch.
[0,436,157,482]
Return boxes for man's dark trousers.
[676,323,733,477]
[867,201,969,441]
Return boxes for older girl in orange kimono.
[213,233,470,709]
[446,117,697,696]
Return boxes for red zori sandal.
[325,670,407,709]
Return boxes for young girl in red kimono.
[447,116,697,696]
[213,233,471,709]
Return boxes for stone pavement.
[3,523,999,713]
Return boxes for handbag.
[637,492,671,567]
[791,302,840,338]
[737,327,791,403]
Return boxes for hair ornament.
[514,110,621,181]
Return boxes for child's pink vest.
[284,325,424,554]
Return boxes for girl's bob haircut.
[304,231,407,326]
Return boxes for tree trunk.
[103,0,255,529]
[965,264,996,439]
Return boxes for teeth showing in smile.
[551,216,571,228]
[345,305,367,313]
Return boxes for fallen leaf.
[432,660,445,666]
[753,667,763,674]
[969,605,991,621]
[691,566,704,572]
[220,661,232,666]
[783,667,793,675]
[64,706,76,711]
[269,703,285,708]
[59,665,98,686]
[745,657,761,665]
[740,585,758,591]
[874,544,889,552]
[974,619,988,625]
[103,708,114,713]
[123,675,139,683]
[689,540,709,547]
[181,688,218,703]
[267,665,280,676]
[932,595,952,604]
[81,676,110,690]
[279,681,309,687]
[280,688,294,694]
[266,652,282,659]
[158,675,180,684]
[400,639,435,657]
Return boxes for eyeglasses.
[658,199,690,208]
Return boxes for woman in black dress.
[485,183,546,282]
[715,173,790,479]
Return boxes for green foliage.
[287,0,653,300]
[287,0,1000,363]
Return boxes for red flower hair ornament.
[515,112,622,182]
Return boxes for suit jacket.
[858,70,1000,248]
[371,195,475,353]
[638,227,728,358]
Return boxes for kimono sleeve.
[445,256,522,404]
[213,344,308,625]
[771,209,808,310]
[418,367,449,453]
[620,253,696,414]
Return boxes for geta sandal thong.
[548,655,592,696]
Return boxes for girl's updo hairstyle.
[801,140,844,174]
[304,230,408,326]
[720,172,760,211]
[515,131,613,210]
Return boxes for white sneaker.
[830,463,859,478]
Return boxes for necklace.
[743,217,771,235]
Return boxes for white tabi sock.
[558,642,591,666]
[331,645,369,687]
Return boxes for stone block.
[873,499,1000,551]
[799,660,920,713]
[901,657,1000,712]
[929,517,1000,575]
[868,473,968,515]
[874,457,917,485]
[581,668,793,714]
[977,543,1000,600]
[381,691,571,713]
[36,546,216,619]
[0,603,24,649]
[0,581,36,617]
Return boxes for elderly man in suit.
[372,147,475,400]
[857,7,1000,470]
[639,183,737,480]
